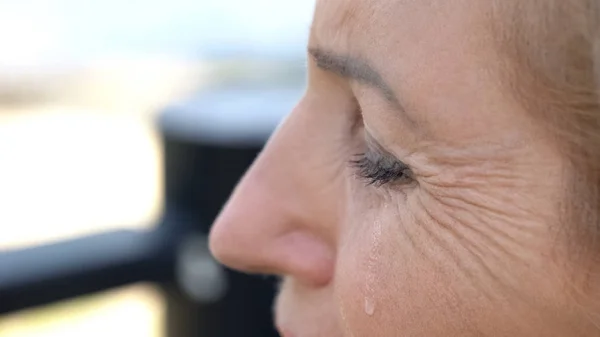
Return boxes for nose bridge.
[209,106,337,285]
[229,105,324,225]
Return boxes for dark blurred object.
[159,86,302,337]
[0,83,302,337]
[0,228,173,314]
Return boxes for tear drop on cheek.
[364,297,376,316]
[363,219,382,317]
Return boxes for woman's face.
[210,0,591,336]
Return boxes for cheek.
[334,192,436,336]
[333,183,566,337]
[334,192,480,337]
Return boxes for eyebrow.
[308,47,403,111]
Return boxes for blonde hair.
[491,1,600,244]
[490,0,600,319]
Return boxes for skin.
[209,0,600,336]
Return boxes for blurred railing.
[0,84,304,337]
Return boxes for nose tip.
[208,172,270,272]
[210,216,334,287]
[208,200,253,273]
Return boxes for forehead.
[310,0,494,55]
[309,0,520,143]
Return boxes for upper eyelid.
[364,127,414,174]
[363,126,395,158]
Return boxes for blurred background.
[0,1,314,336]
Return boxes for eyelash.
[349,151,412,187]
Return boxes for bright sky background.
[0,0,315,69]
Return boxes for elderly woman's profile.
[209,0,600,336]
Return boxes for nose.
[209,106,337,287]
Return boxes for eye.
[349,150,413,187]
